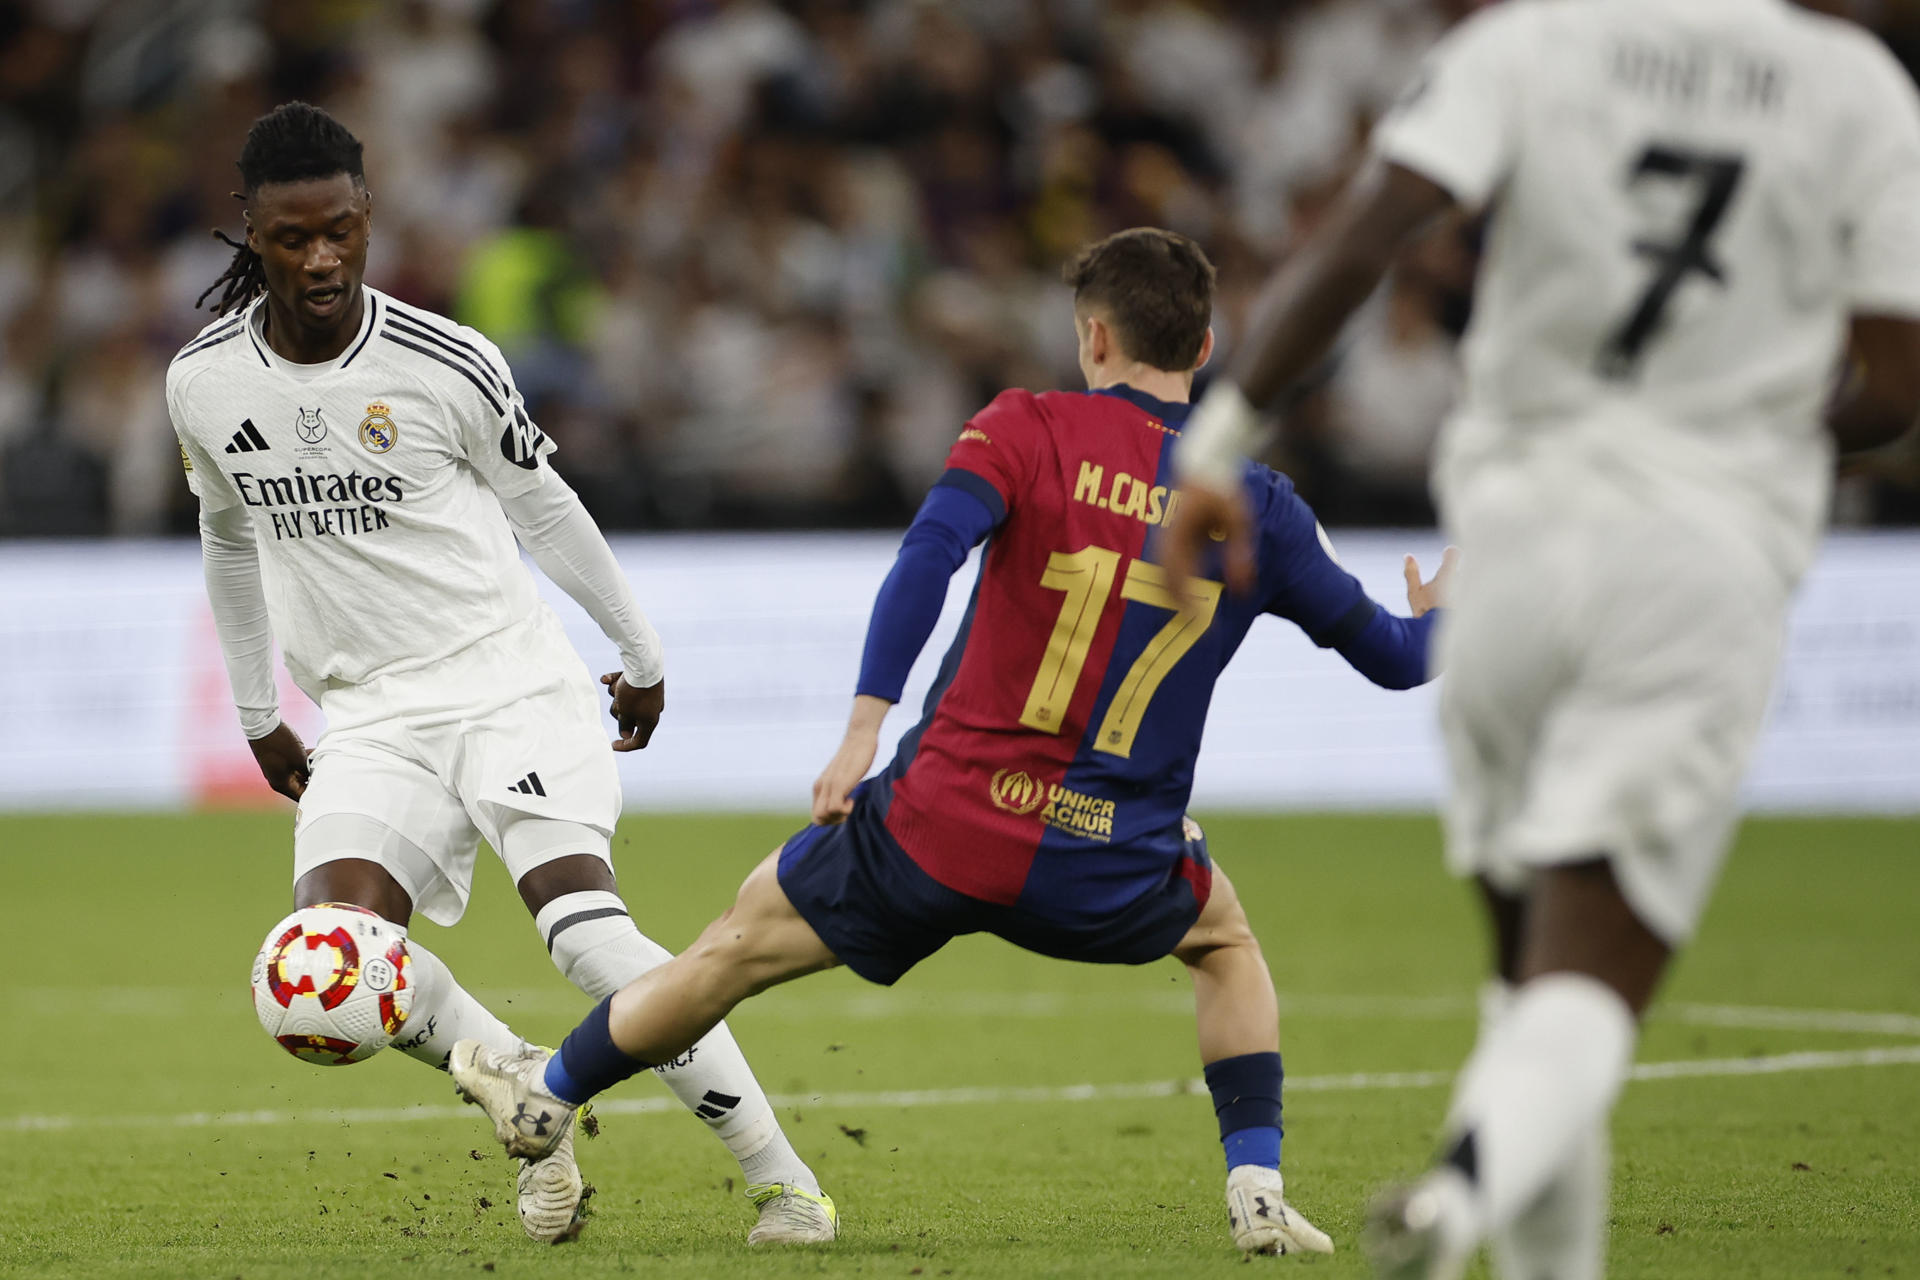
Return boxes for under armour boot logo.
[513,1103,551,1136]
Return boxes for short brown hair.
[1063,228,1216,372]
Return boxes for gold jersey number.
[1018,546,1223,759]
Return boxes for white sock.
[1492,1121,1609,1280]
[1439,973,1636,1243]
[535,891,820,1193]
[392,936,525,1070]
[1477,979,1515,1044]
[1467,977,1611,1279]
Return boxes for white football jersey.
[167,287,560,700]
[1373,0,1920,581]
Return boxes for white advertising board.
[0,532,1916,814]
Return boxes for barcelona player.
[451,228,1450,1255]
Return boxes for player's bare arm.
[811,694,889,824]
[1829,313,1920,452]
[1163,162,1455,597]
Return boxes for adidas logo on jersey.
[508,772,547,797]
[224,420,271,454]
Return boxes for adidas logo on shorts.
[508,772,546,797]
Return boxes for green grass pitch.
[2,812,1915,1279]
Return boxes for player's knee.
[505,819,617,917]
[1174,897,1260,968]
[292,857,412,924]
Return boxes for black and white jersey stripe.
[383,301,510,395]
[338,293,382,369]
[377,303,511,416]
[170,315,245,364]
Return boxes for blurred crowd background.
[4,0,1920,537]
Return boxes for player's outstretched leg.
[1365,859,1665,1280]
[1172,863,1333,1258]
[294,829,584,1243]
[487,840,840,1243]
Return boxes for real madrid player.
[167,103,833,1245]
[1161,1,1920,1275]
[450,228,1451,1257]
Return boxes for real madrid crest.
[359,402,397,453]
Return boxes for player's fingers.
[1160,520,1195,588]
[813,769,855,824]
[1404,554,1421,594]
[1223,525,1257,596]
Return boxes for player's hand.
[1404,546,1459,617]
[1162,479,1257,604]
[249,723,311,802]
[812,696,889,825]
[811,730,878,825]
[603,673,665,751]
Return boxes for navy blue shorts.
[776,798,1211,986]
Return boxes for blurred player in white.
[1162,2,1920,1276]
[167,103,833,1246]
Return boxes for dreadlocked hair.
[197,102,366,315]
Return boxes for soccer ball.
[250,903,413,1065]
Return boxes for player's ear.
[1087,314,1112,366]
[1193,327,1215,373]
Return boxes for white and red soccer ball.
[250,904,413,1065]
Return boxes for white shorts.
[1436,474,1790,945]
[294,608,621,926]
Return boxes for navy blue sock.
[1204,1051,1283,1171]
[543,996,651,1105]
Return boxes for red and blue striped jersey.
[864,383,1405,918]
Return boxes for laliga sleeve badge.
[359,402,397,453]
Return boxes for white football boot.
[1363,1177,1473,1280]
[1225,1165,1335,1256]
[515,1115,587,1243]
[745,1182,839,1245]
[451,1039,576,1160]
[450,1041,586,1242]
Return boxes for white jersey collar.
[246,288,384,379]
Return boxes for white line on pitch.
[1660,1003,1920,1038]
[6,1044,1918,1135]
[15,989,1919,1039]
